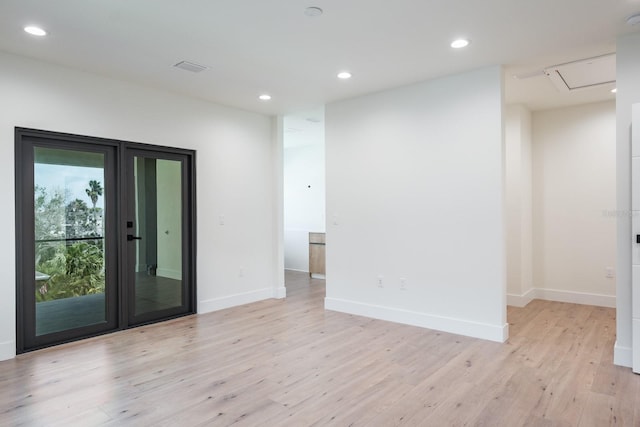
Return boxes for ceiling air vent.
[173,61,208,73]
[544,53,615,92]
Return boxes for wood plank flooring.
[1,270,639,426]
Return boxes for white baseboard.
[507,288,616,308]
[614,341,632,368]
[285,268,309,273]
[156,268,182,281]
[535,288,616,308]
[634,319,640,373]
[324,297,508,343]
[273,286,287,299]
[311,273,325,279]
[199,287,283,313]
[0,340,15,361]
[507,288,536,307]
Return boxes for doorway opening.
[283,108,326,291]
[503,65,617,328]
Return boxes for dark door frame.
[15,127,197,353]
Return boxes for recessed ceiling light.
[305,7,323,17]
[259,94,272,101]
[451,38,470,49]
[24,26,47,36]
[611,88,617,93]
[337,71,352,79]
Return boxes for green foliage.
[65,242,103,278]
[36,241,105,302]
[34,182,106,302]
[85,180,104,235]
[85,180,103,207]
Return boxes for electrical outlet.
[605,267,614,279]
[239,267,244,278]
[378,275,383,288]
[400,278,407,290]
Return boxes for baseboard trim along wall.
[614,341,632,368]
[506,288,536,307]
[507,288,616,308]
[273,286,287,299]
[0,340,15,362]
[156,268,182,281]
[199,287,286,314]
[284,268,308,274]
[325,297,508,343]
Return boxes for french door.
[125,149,194,326]
[15,128,196,353]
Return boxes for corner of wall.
[0,341,15,362]
[505,103,534,298]
[273,115,286,294]
[506,288,535,307]
[614,341,632,367]
[199,288,277,313]
[615,32,640,362]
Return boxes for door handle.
[127,235,142,241]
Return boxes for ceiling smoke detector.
[627,14,640,26]
[305,7,323,17]
[173,61,208,73]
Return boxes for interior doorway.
[283,108,326,287]
[15,128,196,353]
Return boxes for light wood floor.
[1,270,639,426]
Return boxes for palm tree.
[85,180,103,235]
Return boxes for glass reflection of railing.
[36,236,104,243]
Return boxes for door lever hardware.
[127,235,142,241]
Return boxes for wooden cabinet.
[309,232,326,278]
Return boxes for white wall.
[283,142,325,272]
[531,101,616,308]
[505,105,534,306]
[325,66,507,342]
[0,51,281,360]
[156,159,182,280]
[616,32,640,367]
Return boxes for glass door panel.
[33,147,109,335]
[128,152,190,323]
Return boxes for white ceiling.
[1,0,639,115]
